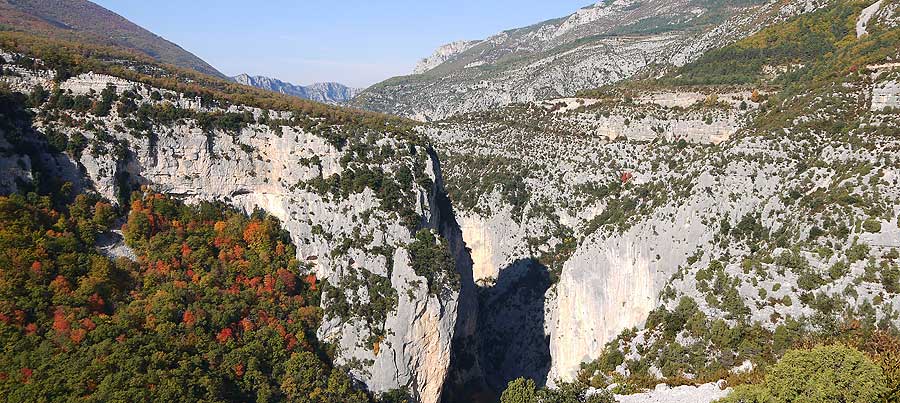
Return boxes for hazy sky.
[93,0,593,88]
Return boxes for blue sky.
[93,0,593,88]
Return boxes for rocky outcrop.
[613,382,732,403]
[413,40,482,75]
[857,0,885,37]
[872,79,900,111]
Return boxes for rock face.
[422,90,762,392]
[613,382,732,403]
[352,0,822,121]
[0,63,467,403]
[425,40,900,389]
[872,79,900,111]
[413,40,482,75]
[232,74,361,104]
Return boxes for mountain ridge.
[351,0,819,121]
[231,73,361,105]
[0,0,224,77]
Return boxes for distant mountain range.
[231,74,361,105]
[352,0,791,121]
[0,0,224,77]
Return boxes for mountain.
[231,73,360,104]
[351,0,828,121]
[0,0,224,77]
[2,0,900,403]
[429,0,900,400]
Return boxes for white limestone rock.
[414,40,482,75]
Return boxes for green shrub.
[718,345,886,403]
[500,378,537,403]
[407,230,459,296]
[777,345,883,402]
[863,219,882,233]
[715,385,773,403]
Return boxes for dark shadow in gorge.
[440,258,553,403]
[477,258,552,393]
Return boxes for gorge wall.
[0,59,472,403]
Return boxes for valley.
[0,1,899,403]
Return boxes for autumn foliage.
[0,191,374,402]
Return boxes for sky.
[92,0,594,88]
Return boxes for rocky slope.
[352,0,831,121]
[0,46,469,403]
[413,40,482,75]
[0,0,223,77]
[232,73,361,104]
[1,1,899,402]
[426,0,900,397]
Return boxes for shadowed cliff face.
[477,259,552,392]
[440,257,554,401]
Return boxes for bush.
[501,378,537,403]
[863,219,882,233]
[500,377,615,403]
[718,345,886,403]
[407,230,459,296]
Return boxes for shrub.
[863,219,882,233]
[717,345,887,403]
[500,378,537,403]
[407,230,459,296]
[765,345,885,402]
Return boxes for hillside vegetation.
[0,0,223,77]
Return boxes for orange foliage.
[263,275,276,293]
[80,318,96,331]
[243,221,266,246]
[130,199,144,212]
[213,221,227,233]
[70,328,86,344]
[30,261,42,274]
[182,310,196,326]
[20,368,33,383]
[277,269,297,292]
[285,334,298,351]
[52,309,70,334]
[240,318,254,332]
[216,327,233,343]
[304,274,317,291]
[49,275,72,295]
[233,363,245,377]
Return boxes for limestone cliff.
[0,58,468,403]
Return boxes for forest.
[0,189,411,403]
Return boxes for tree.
[501,378,537,403]
[717,345,887,403]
